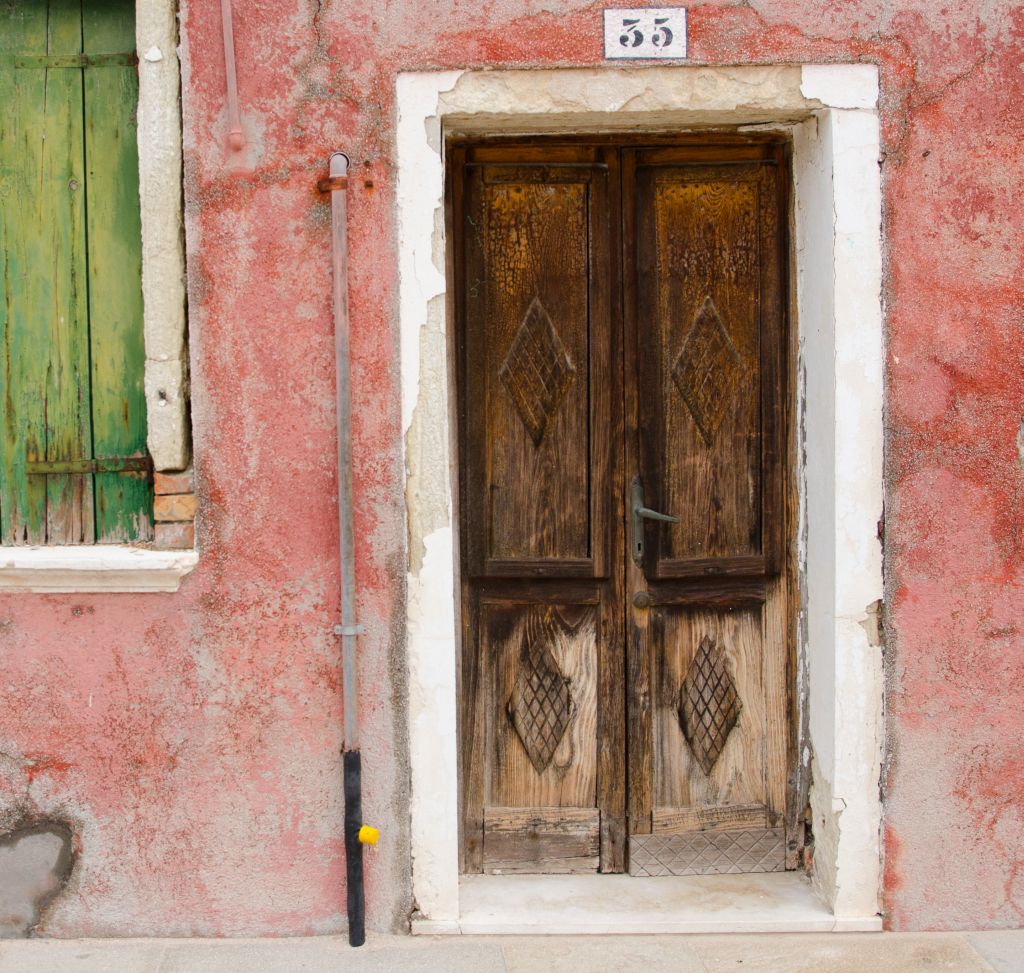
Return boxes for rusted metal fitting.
[318,175,349,193]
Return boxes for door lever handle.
[631,476,679,566]
[635,505,679,523]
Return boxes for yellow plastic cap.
[358,825,380,846]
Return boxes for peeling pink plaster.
[1,0,1023,935]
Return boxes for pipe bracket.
[318,175,349,192]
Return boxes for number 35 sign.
[603,8,687,59]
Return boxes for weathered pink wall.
[1,0,1021,935]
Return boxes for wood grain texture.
[486,603,598,809]
[464,166,597,573]
[483,806,600,873]
[595,143,626,872]
[83,0,151,542]
[648,169,763,562]
[622,146,653,836]
[41,0,92,545]
[0,0,93,544]
[633,154,785,579]
[653,802,770,833]
[653,606,766,809]
[0,0,150,545]
[626,144,791,874]
[455,144,621,873]
[454,138,790,876]
[0,1,51,542]
[763,575,789,832]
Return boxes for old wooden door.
[453,138,792,877]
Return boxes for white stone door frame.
[398,64,884,927]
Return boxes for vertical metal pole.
[327,151,365,947]
[329,151,360,752]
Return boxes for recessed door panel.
[642,170,764,563]
[462,160,610,578]
[634,159,784,578]
[484,601,599,809]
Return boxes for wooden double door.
[452,137,795,876]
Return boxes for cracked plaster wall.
[0,0,1021,936]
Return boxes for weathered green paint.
[0,0,151,545]
[26,457,152,475]
[10,53,138,69]
[42,0,93,545]
[84,0,150,542]
[1,1,57,544]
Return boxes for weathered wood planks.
[1,0,150,545]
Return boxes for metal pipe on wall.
[219,0,245,154]
[323,150,369,947]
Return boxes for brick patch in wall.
[153,467,196,550]
[155,469,195,495]
[154,522,195,550]
[155,493,198,522]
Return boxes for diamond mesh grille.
[671,296,743,445]
[507,637,573,774]
[679,635,742,774]
[629,830,785,876]
[499,297,576,447]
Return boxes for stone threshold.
[411,872,883,936]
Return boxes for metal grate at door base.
[629,829,786,876]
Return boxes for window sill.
[0,545,198,593]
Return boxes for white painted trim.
[398,64,883,929]
[0,547,198,593]
[792,100,885,919]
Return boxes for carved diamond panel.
[507,637,573,773]
[671,296,742,445]
[499,297,576,447]
[629,830,785,876]
[679,635,742,774]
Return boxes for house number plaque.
[603,8,687,59]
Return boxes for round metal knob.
[632,591,653,610]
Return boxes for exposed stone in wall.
[137,0,190,471]
[0,823,75,938]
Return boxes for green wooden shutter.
[0,0,151,545]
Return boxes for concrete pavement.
[1,930,1022,973]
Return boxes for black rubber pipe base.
[344,748,365,947]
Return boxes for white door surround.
[397,64,884,931]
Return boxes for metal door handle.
[631,476,679,565]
